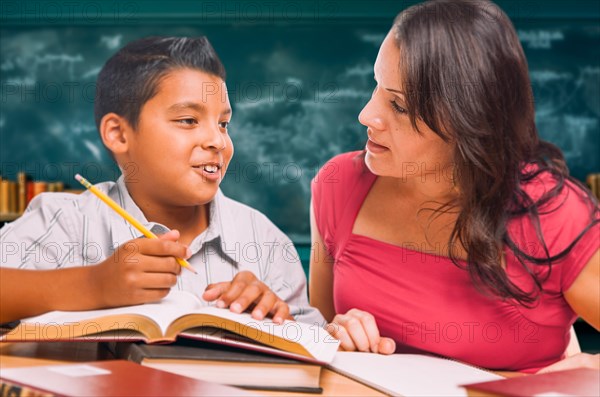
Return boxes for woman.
[309,0,599,373]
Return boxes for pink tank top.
[312,151,599,372]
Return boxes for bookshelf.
[0,172,84,225]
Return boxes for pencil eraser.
[74,174,82,182]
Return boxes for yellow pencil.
[74,174,197,274]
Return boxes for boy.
[0,36,323,326]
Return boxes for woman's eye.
[390,101,407,114]
[219,121,229,129]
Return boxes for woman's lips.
[366,138,389,153]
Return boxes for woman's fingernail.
[230,302,242,313]
[253,309,263,318]
[186,247,192,258]
[216,300,226,308]
[371,344,379,353]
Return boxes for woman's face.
[359,31,454,183]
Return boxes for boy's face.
[123,68,233,207]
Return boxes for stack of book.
[115,340,325,392]
[1,290,340,393]
[0,172,66,221]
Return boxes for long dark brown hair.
[392,0,599,305]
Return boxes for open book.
[1,291,339,364]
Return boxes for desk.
[0,342,384,396]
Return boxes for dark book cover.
[114,339,323,393]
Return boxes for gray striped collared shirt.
[0,176,324,325]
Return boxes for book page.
[13,290,340,362]
[178,307,340,363]
[18,290,205,335]
[329,352,503,396]
[178,327,324,363]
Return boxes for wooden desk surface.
[0,342,384,396]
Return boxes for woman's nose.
[358,98,386,131]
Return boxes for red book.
[461,368,599,396]
[26,180,34,205]
[0,360,254,396]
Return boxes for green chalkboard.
[1,1,599,241]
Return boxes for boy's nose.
[201,126,226,151]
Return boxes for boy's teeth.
[203,165,218,173]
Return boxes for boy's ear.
[99,113,132,155]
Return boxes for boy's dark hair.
[94,36,226,131]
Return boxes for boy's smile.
[192,162,222,182]
[115,68,233,231]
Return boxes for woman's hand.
[327,308,396,354]
[537,353,599,373]
[202,270,291,324]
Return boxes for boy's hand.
[327,308,396,354]
[202,271,291,324]
[90,230,190,308]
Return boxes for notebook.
[328,352,503,396]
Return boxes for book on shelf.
[0,177,9,214]
[114,339,324,393]
[461,367,600,397]
[1,290,339,365]
[0,172,79,219]
[17,172,26,213]
[587,172,600,200]
[0,360,253,397]
[327,352,503,397]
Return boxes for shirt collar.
[112,176,148,224]
[112,175,242,265]
[200,189,248,265]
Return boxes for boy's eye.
[176,118,197,126]
[219,121,229,129]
